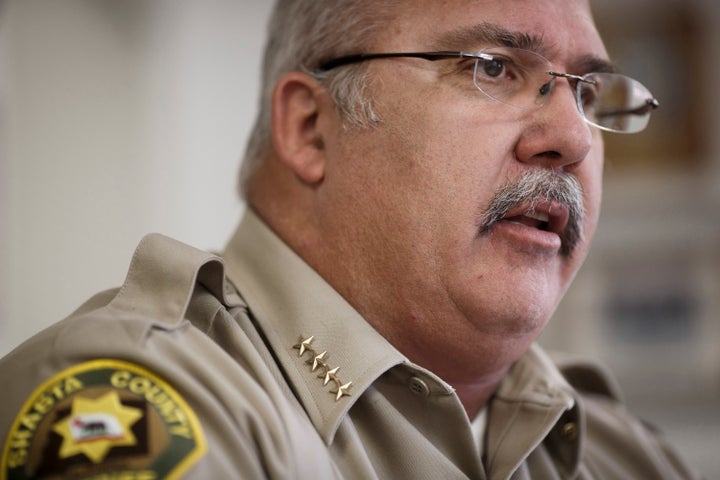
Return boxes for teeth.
[524,211,549,223]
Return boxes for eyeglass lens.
[578,73,654,133]
[472,47,656,133]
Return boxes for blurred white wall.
[1,1,272,355]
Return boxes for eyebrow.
[431,21,617,74]
[576,54,618,75]
[432,22,549,54]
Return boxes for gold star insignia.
[292,335,353,402]
[292,335,314,356]
[52,391,143,464]
[331,382,353,401]
[306,351,327,372]
[320,367,340,386]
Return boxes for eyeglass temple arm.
[317,51,478,72]
[547,71,596,84]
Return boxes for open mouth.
[502,210,550,231]
[479,169,584,256]
[499,202,569,236]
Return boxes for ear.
[271,72,331,185]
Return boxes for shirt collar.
[487,344,583,479]
[222,209,406,444]
[495,343,576,409]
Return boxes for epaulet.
[108,233,245,325]
[548,350,625,402]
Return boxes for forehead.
[375,0,607,64]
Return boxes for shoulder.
[548,349,624,401]
[0,232,238,388]
[548,350,699,479]
[0,233,320,479]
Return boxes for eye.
[481,58,505,78]
[580,88,597,108]
[578,78,600,110]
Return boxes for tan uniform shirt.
[0,211,699,479]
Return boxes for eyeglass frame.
[315,50,660,134]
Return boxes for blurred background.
[542,0,720,476]
[1,1,718,477]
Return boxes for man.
[0,0,695,479]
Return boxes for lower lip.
[490,220,563,254]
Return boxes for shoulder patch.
[2,359,206,480]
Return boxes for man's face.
[314,0,607,363]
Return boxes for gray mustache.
[479,169,584,256]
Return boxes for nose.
[514,77,593,170]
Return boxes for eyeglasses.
[317,47,659,134]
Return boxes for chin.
[464,296,554,341]
[504,306,551,339]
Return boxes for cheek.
[582,140,604,232]
[559,140,603,276]
[389,107,516,199]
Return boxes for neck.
[452,369,509,418]
[376,319,532,418]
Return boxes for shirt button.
[408,376,430,397]
[560,422,578,441]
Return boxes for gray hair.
[239,0,399,196]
